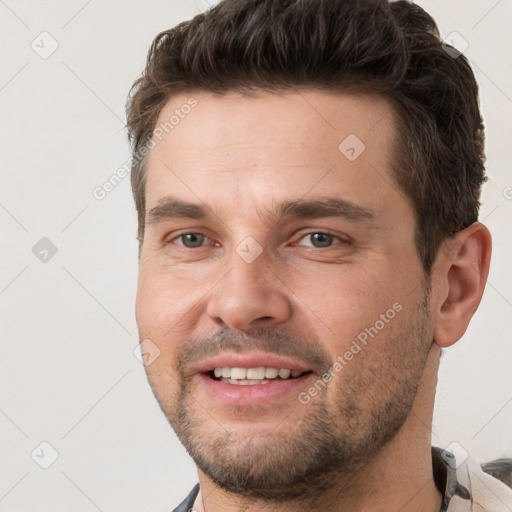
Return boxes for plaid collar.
[432,446,471,511]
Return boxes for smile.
[211,366,309,385]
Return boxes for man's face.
[136,90,434,500]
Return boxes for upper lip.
[193,351,313,374]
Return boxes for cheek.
[289,262,386,319]
[135,277,191,393]
[290,262,413,360]
[135,261,200,357]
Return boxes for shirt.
[170,447,512,512]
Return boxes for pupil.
[312,233,332,247]
[183,233,204,248]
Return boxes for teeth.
[247,367,266,379]
[230,367,247,379]
[212,366,306,381]
[265,368,279,378]
[226,378,271,385]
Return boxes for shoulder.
[454,456,512,511]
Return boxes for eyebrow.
[146,196,376,226]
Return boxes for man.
[126,0,512,510]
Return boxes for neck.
[195,346,443,512]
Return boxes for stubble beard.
[147,289,433,504]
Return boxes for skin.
[135,90,492,512]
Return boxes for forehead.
[144,89,406,221]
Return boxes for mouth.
[196,359,316,406]
[192,352,318,406]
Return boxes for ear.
[432,222,492,348]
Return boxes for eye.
[171,233,211,248]
[296,232,347,248]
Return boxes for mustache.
[177,326,332,377]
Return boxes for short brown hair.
[126,0,486,272]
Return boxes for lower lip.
[198,373,314,406]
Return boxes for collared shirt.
[170,447,512,512]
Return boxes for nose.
[205,248,292,331]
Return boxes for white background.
[0,0,511,510]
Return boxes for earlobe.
[433,222,492,348]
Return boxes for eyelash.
[167,231,349,249]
